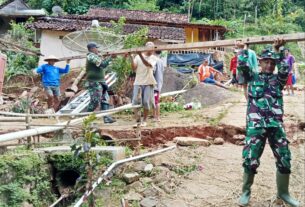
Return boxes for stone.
[124,191,143,201]
[123,172,140,184]
[213,137,225,145]
[140,177,153,185]
[140,197,158,207]
[173,137,211,147]
[142,187,158,197]
[233,134,245,141]
[154,168,171,184]
[144,164,154,173]
[150,157,163,166]
[127,181,144,193]
[132,161,147,172]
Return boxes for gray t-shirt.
[153,57,165,92]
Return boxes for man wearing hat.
[34,55,70,112]
[238,39,299,207]
[86,42,115,124]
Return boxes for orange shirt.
[198,64,214,82]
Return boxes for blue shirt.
[36,64,70,86]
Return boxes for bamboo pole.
[57,32,305,61]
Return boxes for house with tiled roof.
[27,7,226,68]
[0,0,45,35]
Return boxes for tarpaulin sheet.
[167,53,215,66]
[168,53,223,73]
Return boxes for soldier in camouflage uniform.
[238,40,299,207]
[86,42,115,123]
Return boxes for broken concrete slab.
[34,146,125,161]
[173,137,211,147]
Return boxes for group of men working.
[34,38,299,207]
[34,41,164,125]
[230,44,296,97]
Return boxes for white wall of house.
[39,30,86,69]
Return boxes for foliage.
[70,114,113,206]
[207,108,228,126]
[126,0,159,11]
[0,151,55,206]
[297,63,305,84]
[160,102,184,113]
[3,19,39,80]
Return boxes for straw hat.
[44,55,59,62]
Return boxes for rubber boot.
[101,103,116,124]
[276,171,300,207]
[238,172,255,206]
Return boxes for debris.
[127,181,144,193]
[144,164,154,173]
[142,187,158,197]
[140,177,153,185]
[213,137,225,145]
[123,173,140,184]
[124,191,143,201]
[140,197,158,207]
[132,161,147,173]
[173,137,211,147]
[183,102,202,110]
[233,134,245,141]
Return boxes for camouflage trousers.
[242,127,291,174]
[86,81,109,112]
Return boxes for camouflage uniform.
[86,52,111,112]
[86,81,110,112]
[238,49,291,174]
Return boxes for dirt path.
[153,143,304,207]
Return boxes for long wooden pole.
[58,32,305,61]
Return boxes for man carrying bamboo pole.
[238,39,299,207]
[85,42,116,124]
[130,42,157,127]
[33,55,70,113]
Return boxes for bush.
[4,20,39,80]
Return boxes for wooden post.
[26,95,32,149]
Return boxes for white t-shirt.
[133,54,157,85]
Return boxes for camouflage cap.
[258,47,278,60]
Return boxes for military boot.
[276,171,299,207]
[101,103,116,124]
[238,172,255,206]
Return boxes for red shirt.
[230,56,237,75]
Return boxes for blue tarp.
[168,53,223,73]
[167,53,215,66]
